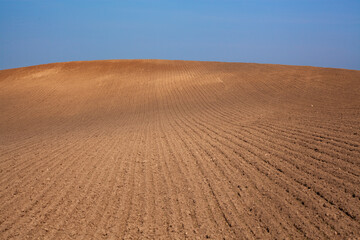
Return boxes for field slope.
[0,60,359,239]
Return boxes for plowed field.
[0,60,359,239]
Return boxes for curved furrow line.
[117,142,143,238]
[178,63,360,229]
[1,60,359,239]
[122,119,165,239]
[76,136,132,239]
[0,133,110,238]
[0,125,106,202]
[168,119,240,239]
[263,119,360,150]
[164,66,237,239]
[286,118,360,141]
[255,127,360,174]
[0,88,107,176]
[238,127,360,221]
[1,78,121,208]
[167,87,255,238]
[177,112,290,238]
[63,119,135,239]
[188,116,359,236]
[179,99,350,238]
[156,125,193,239]
[260,121,360,154]
[193,75,356,139]
[266,121,360,155]
[251,124,360,181]
[0,134,60,160]
[110,126,142,239]
[177,119,305,238]
[175,107,323,238]
[182,84,359,183]
[84,128,137,240]
[202,133,339,238]
[145,75,173,238]
[147,124,173,239]
[160,70,214,237]
[145,78,183,238]
[195,102,358,178]
[212,104,359,154]
[0,118,85,164]
[185,66,220,104]
[25,130,123,239]
[129,127,156,239]
[88,122,145,239]
[0,138,83,197]
[190,106,360,223]
[166,66,219,237]
[160,129,205,238]
[118,88,155,239]
[0,131,101,217]
[246,125,360,195]
[148,125,174,238]
[121,128,149,239]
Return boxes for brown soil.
[0,60,359,239]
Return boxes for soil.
[0,60,359,239]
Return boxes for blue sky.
[1,0,359,70]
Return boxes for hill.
[0,60,359,239]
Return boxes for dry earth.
[0,60,359,239]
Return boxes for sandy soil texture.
[0,60,359,239]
